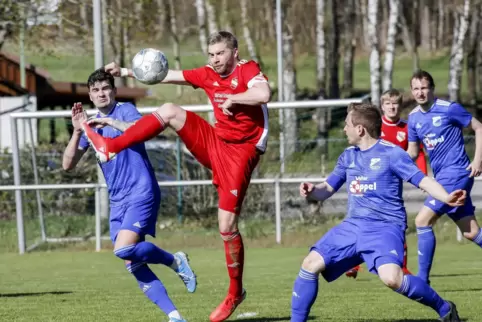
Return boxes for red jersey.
[182,60,269,152]
[381,115,428,175]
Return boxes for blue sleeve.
[407,117,419,142]
[78,133,90,150]
[449,102,472,128]
[121,103,142,123]
[326,151,347,191]
[389,147,425,187]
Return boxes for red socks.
[221,231,245,297]
[110,113,166,153]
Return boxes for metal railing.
[7,96,373,254]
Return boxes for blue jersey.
[326,140,425,230]
[408,98,472,178]
[79,102,160,206]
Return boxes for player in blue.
[62,69,196,322]
[407,70,482,285]
[291,103,465,322]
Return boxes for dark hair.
[207,31,238,50]
[347,103,382,138]
[87,68,116,89]
[410,70,435,89]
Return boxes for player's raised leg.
[378,264,459,321]
[82,102,187,162]
[414,206,439,284]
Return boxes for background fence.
[0,98,480,254]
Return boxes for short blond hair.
[380,89,402,105]
[207,31,238,50]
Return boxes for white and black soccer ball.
[131,48,169,85]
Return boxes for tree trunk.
[382,0,399,91]
[282,22,298,157]
[316,0,326,95]
[437,0,445,48]
[167,0,182,97]
[220,0,233,32]
[467,3,480,103]
[240,0,260,62]
[478,7,482,97]
[400,2,420,71]
[367,0,381,107]
[195,0,208,54]
[343,0,356,91]
[328,0,340,99]
[448,0,470,102]
[205,0,218,34]
[420,0,431,51]
[156,0,167,41]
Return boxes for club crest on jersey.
[370,158,381,170]
[396,131,406,142]
[230,77,238,89]
[432,116,442,127]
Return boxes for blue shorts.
[424,175,475,220]
[311,218,405,282]
[109,197,160,243]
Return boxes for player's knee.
[463,229,479,241]
[378,266,403,290]
[114,244,136,261]
[301,252,325,274]
[415,212,436,227]
[158,102,181,120]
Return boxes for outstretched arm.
[228,82,271,106]
[418,177,466,207]
[104,62,190,86]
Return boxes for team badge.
[432,116,442,127]
[396,131,406,142]
[230,77,238,89]
[369,158,381,170]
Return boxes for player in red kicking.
[81,31,271,322]
[346,89,428,279]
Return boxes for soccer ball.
[131,48,169,85]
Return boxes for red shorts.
[176,111,260,215]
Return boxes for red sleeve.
[241,60,268,88]
[415,148,428,175]
[182,66,209,89]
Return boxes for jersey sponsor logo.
[423,135,445,150]
[396,131,406,142]
[349,176,377,195]
[416,122,422,129]
[432,116,442,127]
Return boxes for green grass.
[1,237,481,321]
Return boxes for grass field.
[1,235,481,321]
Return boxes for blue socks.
[114,242,175,266]
[471,228,482,247]
[291,269,319,322]
[395,274,450,317]
[126,262,178,316]
[417,226,436,283]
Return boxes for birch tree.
[167,0,182,97]
[343,0,356,91]
[448,0,470,102]
[382,0,400,91]
[367,0,381,106]
[195,0,208,54]
[240,0,260,62]
[467,2,480,103]
[315,0,326,95]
